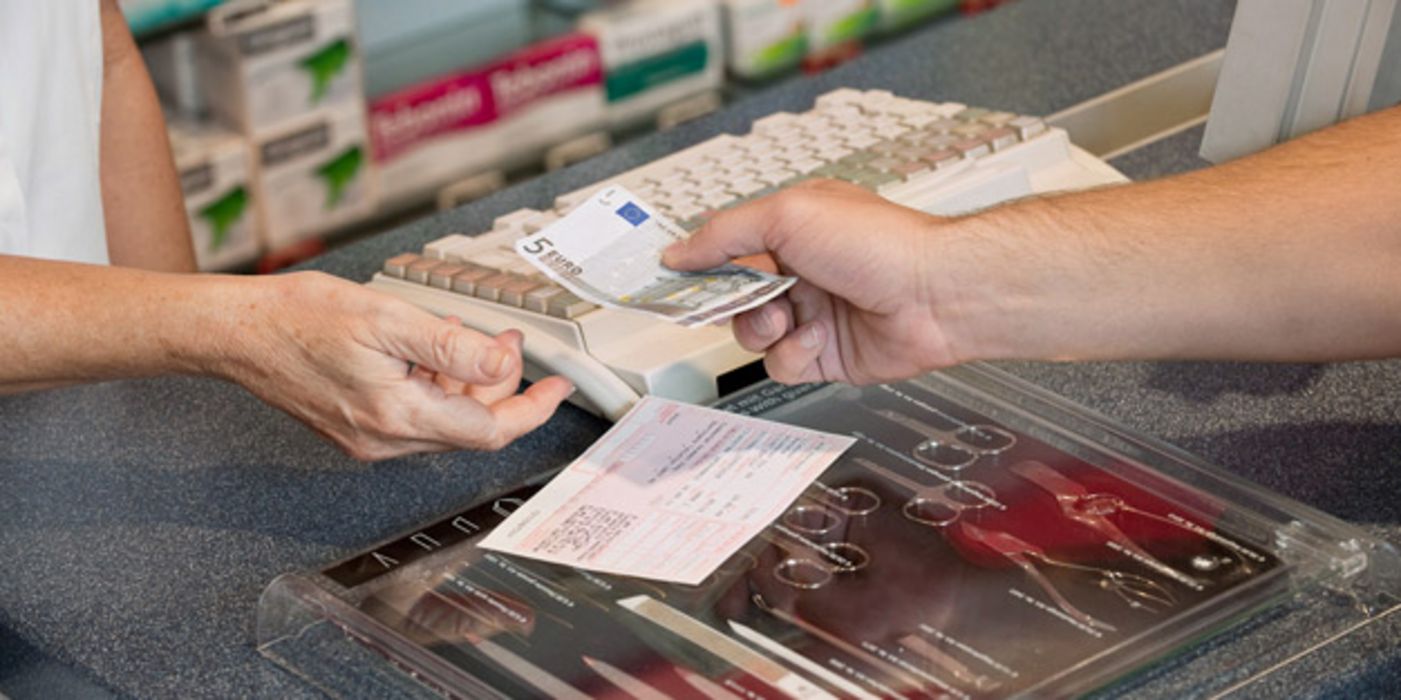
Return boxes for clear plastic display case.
[257,364,1401,699]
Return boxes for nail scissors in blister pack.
[763,517,872,590]
[863,406,1017,471]
[853,456,999,528]
[782,482,882,537]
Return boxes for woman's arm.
[0,255,572,459]
[98,0,198,272]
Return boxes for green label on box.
[746,32,808,79]
[882,0,958,31]
[823,8,880,46]
[606,41,712,102]
[199,186,249,252]
[300,39,353,105]
[317,147,363,209]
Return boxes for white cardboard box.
[367,32,607,209]
[721,0,808,80]
[252,106,375,249]
[168,120,262,270]
[581,0,724,129]
[197,0,364,134]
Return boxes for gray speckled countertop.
[3,0,1398,697]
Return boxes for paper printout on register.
[514,185,797,328]
[478,396,855,584]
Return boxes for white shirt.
[0,2,109,264]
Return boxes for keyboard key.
[763,169,803,187]
[923,134,960,150]
[383,253,420,278]
[472,250,518,272]
[853,171,901,189]
[554,189,597,213]
[521,212,557,235]
[818,107,863,126]
[873,124,911,140]
[670,201,705,220]
[692,179,731,198]
[917,148,962,168]
[503,257,540,277]
[493,209,542,234]
[955,107,990,122]
[839,151,880,166]
[985,127,1018,151]
[828,166,865,184]
[786,158,826,175]
[843,132,880,149]
[747,184,782,200]
[424,234,473,259]
[868,156,904,173]
[548,292,598,319]
[699,190,737,209]
[868,115,901,129]
[654,175,693,195]
[515,284,560,314]
[981,111,1017,127]
[450,266,495,295]
[953,137,992,159]
[722,164,764,181]
[815,88,866,110]
[406,258,445,285]
[870,140,907,156]
[499,276,544,307]
[928,118,963,133]
[812,145,854,163]
[428,263,468,290]
[473,273,517,302]
[952,122,990,138]
[893,161,931,179]
[727,179,768,197]
[686,158,722,175]
[753,112,800,134]
[899,110,943,128]
[1009,116,1048,140]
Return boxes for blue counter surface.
[3,0,1398,697]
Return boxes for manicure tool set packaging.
[257,364,1400,698]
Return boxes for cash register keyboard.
[367,89,1127,420]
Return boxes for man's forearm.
[940,105,1401,364]
[0,255,248,392]
[99,0,198,272]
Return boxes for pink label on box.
[370,33,603,162]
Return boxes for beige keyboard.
[369,89,1127,420]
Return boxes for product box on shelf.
[143,31,208,119]
[805,0,880,54]
[252,106,374,249]
[721,0,808,81]
[580,0,724,130]
[368,32,606,209]
[196,0,363,134]
[354,0,531,100]
[121,0,225,36]
[878,0,958,32]
[168,119,261,270]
